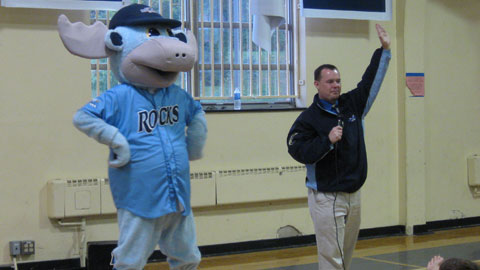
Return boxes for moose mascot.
[58,4,207,270]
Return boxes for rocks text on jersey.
[138,105,179,133]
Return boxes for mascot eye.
[166,28,174,37]
[147,28,161,37]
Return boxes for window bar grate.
[180,0,185,89]
[220,0,225,98]
[239,0,244,96]
[285,5,290,98]
[248,2,253,97]
[276,27,280,96]
[267,40,271,97]
[169,0,172,19]
[200,0,206,97]
[94,11,100,97]
[229,0,234,96]
[209,0,214,98]
[106,11,111,90]
[258,43,262,97]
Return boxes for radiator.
[47,165,306,219]
[190,171,216,207]
[215,165,307,204]
[47,178,114,219]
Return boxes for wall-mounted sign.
[406,73,425,97]
[301,0,392,21]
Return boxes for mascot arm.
[73,110,130,167]
[186,111,207,161]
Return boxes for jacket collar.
[314,94,339,115]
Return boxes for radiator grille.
[217,165,305,177]
[66,178,100,187]
[190,171,215,180]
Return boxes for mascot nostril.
[58,3,206,270]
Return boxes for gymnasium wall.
[422,0,480,221]
[0,0,479,266]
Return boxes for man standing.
[286,24,391,270]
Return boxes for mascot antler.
[58,14,113,59]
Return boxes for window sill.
[203,104,306,113]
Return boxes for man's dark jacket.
[286,48,384,193]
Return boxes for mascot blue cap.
[108,4,182,30]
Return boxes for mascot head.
[58,4,198,88]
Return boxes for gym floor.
[145,226,480,270]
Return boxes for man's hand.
[376,24,390,50]
[329,126,343,144]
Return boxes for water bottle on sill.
[233,88,241,110]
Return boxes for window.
[91,0,305,111]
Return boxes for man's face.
[314,68,341,103]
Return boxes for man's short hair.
[440,258,479,270]
[314,64,338,81]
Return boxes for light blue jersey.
[80,84,203,219]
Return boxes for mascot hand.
[187,112,207,160]
[73,111,130,167]
[109,131,130,168]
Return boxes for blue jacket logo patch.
[349,114,356,122]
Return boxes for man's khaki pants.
[308,189,361,270]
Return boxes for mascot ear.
[105,30,124,52]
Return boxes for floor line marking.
[359,256,424,268]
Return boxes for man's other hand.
[376,24,390,50]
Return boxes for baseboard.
[358,225,405,239]
[0,258,80,270]
[413,216,480,235]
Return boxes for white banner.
[0,0,128,10]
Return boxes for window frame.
[90,0,307,111]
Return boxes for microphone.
[333,104,344,127]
